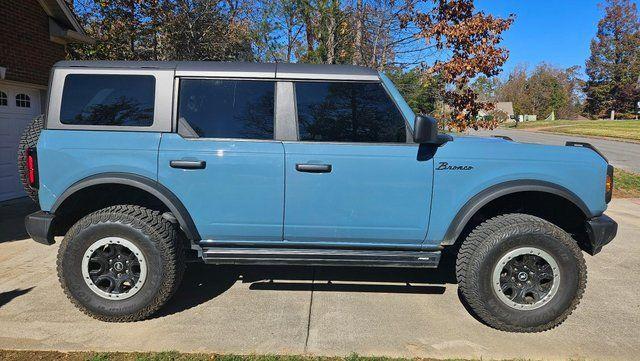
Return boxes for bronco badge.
[436,161,474,171]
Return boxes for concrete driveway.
[0,197,639,360]
[467,128,640,173]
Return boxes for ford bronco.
[21,61,617,332]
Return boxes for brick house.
[0,0,91,201]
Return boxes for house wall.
[0,0,67,86]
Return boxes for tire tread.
[57,205,184,322]
[455,213,587,332]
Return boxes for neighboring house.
[478,101,515,122]
[0,0,91,201]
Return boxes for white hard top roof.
[53,61,380,81]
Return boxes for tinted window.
[295,82,406,143]
[60,75,155,126]
[178,79,275,139]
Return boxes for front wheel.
[57,205,185,321]
[455,213,587,332]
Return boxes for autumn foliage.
[71,0,514,131]
[407,0,514,131]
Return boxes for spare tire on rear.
[17,114,44,204]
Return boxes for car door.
[282,81,434,247]
[158,78,285,242]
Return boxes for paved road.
[467,128,640,173]
[0,197,639,360]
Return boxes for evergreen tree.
[584,0,640,118]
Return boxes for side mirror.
[413,115,452,145]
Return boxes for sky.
[476,0,617,78]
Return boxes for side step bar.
[202,248,441,268]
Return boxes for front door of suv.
[283,81,434,247]
[159,78,284,242]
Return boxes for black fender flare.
[51,172,200,241]
[440,179,593,245]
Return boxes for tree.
[408,0,514,131]
[387,68,443,114]
[470,75,502,102]
[69,0,513,128]
[498,63,585,119]
[584,0,640,117]
[497,64,528,116]
[70,0,255,61]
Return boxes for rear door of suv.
[158,76,285,243]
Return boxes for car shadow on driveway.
[0,197,38,243]
[157,252,458,318]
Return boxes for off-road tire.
[455,213,587,332]
[57,205,185,322]
[17,114,44,204]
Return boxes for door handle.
[295,163,332,173]
[170,160,206,169]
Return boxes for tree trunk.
[353,0,363,65]
[326,13,336,64]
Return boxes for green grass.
[0,350,540,361]
[503,120,640,141]
[614,168,640,198]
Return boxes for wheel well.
[53,183,172,237]
[453,191,590,252]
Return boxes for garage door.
[0,82,41,202]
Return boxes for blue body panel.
[38,76,609,249]
[424,136,609,245]
[37,130,161,211]
[158,134,285,241]
[282,142,433,246]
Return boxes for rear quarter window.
[60,74,155,126]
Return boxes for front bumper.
[25,211,55,245]
[585,214,618,255]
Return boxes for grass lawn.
[0,351,528,361]
[503,120,640,141]
[614,168,640,198]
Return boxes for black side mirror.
[413,115,452,145]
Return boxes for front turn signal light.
[605,165,614,203]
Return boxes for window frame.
[15,93,31,108]
[0,90,7,106]
[290,79,414,145]
[47,68,174,132]
[174,77,281,143]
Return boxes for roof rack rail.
[566,141,608,162]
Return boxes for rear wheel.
[455,213,587,332]
[57,205,185,321]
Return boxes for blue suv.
[21,61,617,332]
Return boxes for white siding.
[0,82,41,201]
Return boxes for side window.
[0,91,7,106]
[295,81,406,143]
[60,74,155,126]
[177,79,275,139]
[16,93,30,108]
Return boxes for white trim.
[0,79,47,91]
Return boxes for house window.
[0,91,7,106]
[16,94,31,108]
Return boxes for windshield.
[379,72,415,130]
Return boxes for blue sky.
[476,0,614,78]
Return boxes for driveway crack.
[303,267,316,353]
